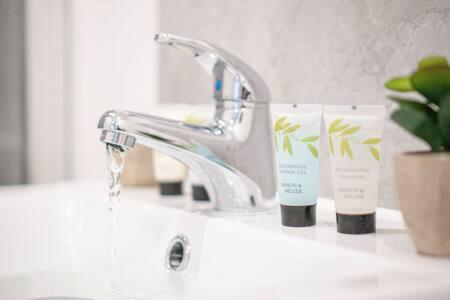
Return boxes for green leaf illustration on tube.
[274,133,278,152]
[340,138,353,159]
[335,124,350,132]
[283,124,301,134]
[340,126,361,136]
[328,135,334,155]
[302,136,319,142]
[328,118,343,133]
[307,144,318,158]
[362,138,381,145]
[369,146,380,161]
[283,135,293,156]
[274,117,290,131]
[274,117,286,130]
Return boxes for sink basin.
[1,180,449,299]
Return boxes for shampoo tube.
[323,105,386,234]
[271,104,323,227]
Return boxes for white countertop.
[1,180,449,300]
[125,182,450,270]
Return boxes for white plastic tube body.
[271,104,323,206]
[153,151,187,183]
[324,105,386,215]
[151,104,213,184]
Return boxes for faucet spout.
[98,107,276,211]
[98,33,277,211]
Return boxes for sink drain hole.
[165,234,190,271]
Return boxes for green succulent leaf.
[391,108,443,151]
[307,144,319,158]
[385,76,414,92]
[418,56,448,70]
[411,67,450,104]
[283,135,293,156]
[302,136,320,142]
[388,95,437,121]
[328,118,343,133]
[340,126,361,136]
[362,138,381,145]
[369,146,380,161]
[340,138,353,159]
[274,117,290,131]
[438,93,450,150]
[283,124,301,134]
[328,135,334,155]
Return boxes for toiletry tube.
[271,104,323,227]
[184,105,213,201]
[153,150,186,195]
[323,105,386,234]
[150,104,191,195]
[188,170,210,201]
[121,144,156,186]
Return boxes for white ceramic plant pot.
[394,152,450,256]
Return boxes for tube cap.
[336,212,376,234]
[280,204,316,227]
[192,185,210,201]
[159,182,183,196]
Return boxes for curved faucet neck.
[154,33,271,103]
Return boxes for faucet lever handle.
[154,33,271,102]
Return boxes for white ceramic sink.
[1,180,449,299]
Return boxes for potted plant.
[385,55,450,256]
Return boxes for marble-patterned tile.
[158,0,450,208]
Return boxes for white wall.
[26,0,160,182]
[26,0,66,182]
[69,0,160,179]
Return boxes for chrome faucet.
[98,33,276,211]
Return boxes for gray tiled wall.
[159,0,450,208]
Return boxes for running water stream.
[106,145,125,299]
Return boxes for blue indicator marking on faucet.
[215,80,222,91]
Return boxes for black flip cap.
[159,182,183,196]
[336,212,376,234]
[280,204,316,227]
[192,185,210,201]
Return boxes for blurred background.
[0,0,449,208]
